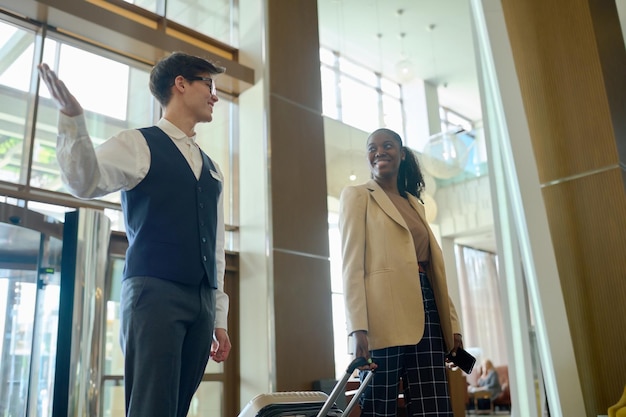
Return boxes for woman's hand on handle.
[353,331,377,370]
[37,63,83,117]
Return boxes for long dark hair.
[371,128,425,200]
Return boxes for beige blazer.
[339,179,461,351]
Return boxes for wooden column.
[266,0,335,391]
[501,1,626,415]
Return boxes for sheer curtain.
[455,245,508,368]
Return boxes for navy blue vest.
[121,126,222,288]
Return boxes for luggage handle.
[341,368,374,417]
[316,357,375,417]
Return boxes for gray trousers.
[120,276,216,417]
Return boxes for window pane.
[122,0,160,14]
[321,66,338,119]
[319,48,336,66]
[53,44,130,120]
[33,39,156,201]
[328,213,342,293]
[339,76,378,132]
[332,293,351,379]
[0,21,36,185]
[339,57,377,86]
[380,77,401,98]
[27,201,73,223]
[382,94,403,136]
[446,110,473,132]
[191,381,223,416]
[101,381,125,417]
[166,0,233,45]
[0,22,34,92]
[195,95,233,229]
[104,208,126,232]
[320,53,405,136]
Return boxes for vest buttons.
[199,203,204,208]
[198,186,202,192]
[202,237,207,243]
[203,255,207,261]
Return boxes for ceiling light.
[395,10,415,83]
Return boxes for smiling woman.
[338,126,463,417]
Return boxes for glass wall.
[0,14,236,238]
[121,0,236,46]
[320,47,404,136]
[0,19,37,186]
[0,209,63,417]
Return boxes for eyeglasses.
[187,76,217,95]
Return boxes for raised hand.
[37,63,83,117]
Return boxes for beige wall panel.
[269,95,329,257]
[503,0,621,184]
[272,250,334,391]
[542,168,626,414]
[267,0,323,111]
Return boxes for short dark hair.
[149,52,225,106]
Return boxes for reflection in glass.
[0,21,36,185]
[166,0,234,45]
[122,0,161,15]
[0,221,63,417]
[30,235,62,417]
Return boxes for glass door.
[0,208,63,417]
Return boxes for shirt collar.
[157,118,197,143]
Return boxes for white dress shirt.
[56,113,229,329]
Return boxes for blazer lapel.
[366,179,408,230]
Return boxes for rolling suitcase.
[239,357,375,417]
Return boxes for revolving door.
[0,203,110,417]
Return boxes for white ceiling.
[317,0,482,122]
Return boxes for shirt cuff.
[58,112,88,139]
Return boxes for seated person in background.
[468,359,502,400]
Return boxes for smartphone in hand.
[445,347,476,374]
